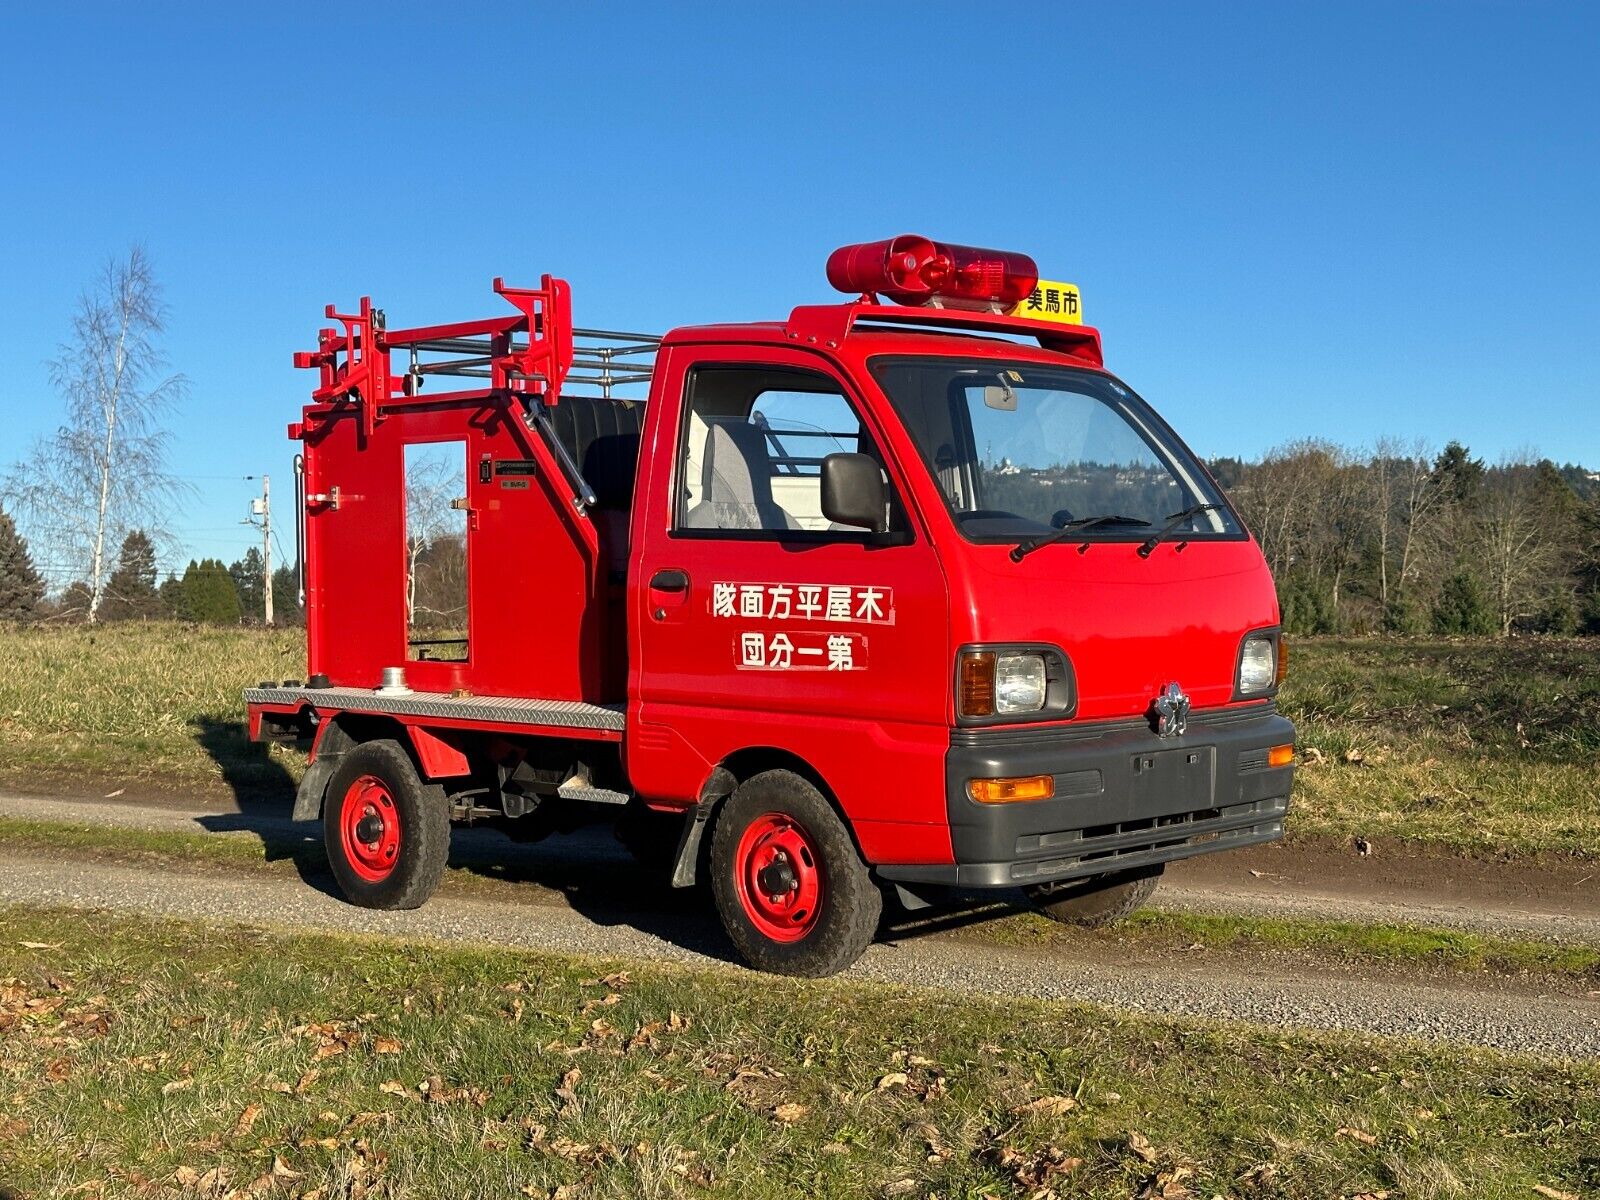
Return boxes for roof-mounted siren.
[826,235,1039,312]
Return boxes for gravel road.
[1,838,1596,1058]
[6,789,1598,944]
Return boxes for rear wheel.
[1026,865,1162,927]
[323,740,449,910]
[710,770,881,977]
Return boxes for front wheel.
[323,740,449,910]
[710,770,881,977]
[1026,865,1162,927]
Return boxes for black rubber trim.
[948,700,1277,748]
[879,802,1286,889]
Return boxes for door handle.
[649,569,690,593]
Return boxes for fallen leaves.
[1127,1129,1157,1163]
[554,1067,582,1116]
[231,1102,263,1137]
[1533,1188,1579,1200]
[1010,1094,1078,1118]
[418,1075,487,1107]
[161,1077,195,1096]
[1336,1125,1378,1145]
[770,1102,808,1123]
[985,1142,1084,1190]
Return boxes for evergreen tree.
[0,506,46,620]
[157,573,185,618]
[102,530,160,620]
[181,558,241,624]
[271,563,304,627]
[1431,571,1496,635]
[230,548,265,622]
[56,581,93,620]
[1431,441,1485,507]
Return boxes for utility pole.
[246,475,274,626]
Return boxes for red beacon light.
[826,235,1039,311]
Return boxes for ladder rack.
[402,325,658,401]
[293,276,660,442]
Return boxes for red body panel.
[625,341,954,863]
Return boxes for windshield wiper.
[1137,504,1226,558]
[1009,514,1150,563]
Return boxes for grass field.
[0,622,1596,857]
[1,905,1595,1200]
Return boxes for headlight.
[958,650,1050,717]
[995,653,1047,712]
[1237,635,1277,695]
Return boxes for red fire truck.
[246,236,1294,976]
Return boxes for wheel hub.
[756,855,798,897]
[734,813,823,943]
[339,775,402,883]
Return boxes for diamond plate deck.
[244,686,627,732]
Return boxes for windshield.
[869,356,1241,543]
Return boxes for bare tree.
[403,453,465,626]
[2,248,186,621]
[1479,458,1562,635]
[1370,437,1444,611]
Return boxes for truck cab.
[247,237,1294,976]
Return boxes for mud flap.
[292,719,357,823]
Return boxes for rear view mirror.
[982,382,1017,411]
[820,453,888,534]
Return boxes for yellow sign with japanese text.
[1009,279,1082,324]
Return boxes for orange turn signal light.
[1276,636,1290,685]
[1267,744,1295,768]
[967,775,1055,804]
[959,651,996,717]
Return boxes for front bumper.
[878,703,1294,890]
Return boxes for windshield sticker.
[710,582,894,625]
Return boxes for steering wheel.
[1049,508,1076,528]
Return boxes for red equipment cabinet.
[248,237,1295,976]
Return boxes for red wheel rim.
[734,813,824,943]
[339,774,401,883]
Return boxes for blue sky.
[2,2,1596,578]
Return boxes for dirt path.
[2,845,1595,1058]
[2,787,1598,1058]
[6,788,1599,945]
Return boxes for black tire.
[322,739,450,910]
[710,770,881,977]
[1026,865,1162,927]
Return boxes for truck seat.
[581,433,640,579]
[683,422,800,531]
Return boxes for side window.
[676,366,888,535]
[404,441,469,662]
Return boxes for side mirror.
[820,453,888,534]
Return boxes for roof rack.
[293,276,659,438]
[784,301,1103,367]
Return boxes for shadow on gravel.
[179,718,1022,963]
[189,717,337,893]
[191,717,298,813]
